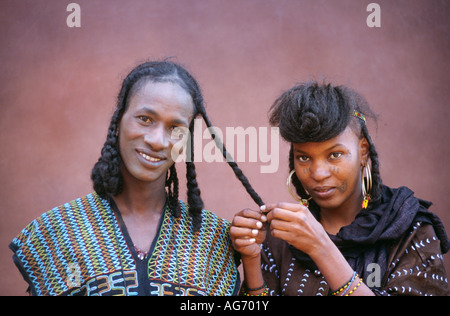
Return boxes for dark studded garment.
[261,186,450,296]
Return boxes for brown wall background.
[1,0,449,296]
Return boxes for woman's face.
[292,126,369,212]
[118,80,194,186]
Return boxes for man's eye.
[170,126,189,139]
[138,116,152,123]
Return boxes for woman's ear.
[359,137,370,165]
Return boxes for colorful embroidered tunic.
[10,192,240,296]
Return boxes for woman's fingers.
[263,202,307,212]
[263,202,309,223]
[230,226,259,238]
[233,237,257,247]
[231,208,268,257]
[232,208,266,229]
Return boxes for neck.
[319,192,363,236]
[113,169,167,217]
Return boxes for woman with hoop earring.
[230,82,449,296]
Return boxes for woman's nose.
[310,161,331,182]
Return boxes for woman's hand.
[230,208,268,292]
[254,202,374,296]
[230,208,267,259]
[264,202,329,257]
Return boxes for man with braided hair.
[10,60,263,296]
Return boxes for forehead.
[128,80,195,120]
[293,126,360,153]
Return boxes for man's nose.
[143,125,169,151]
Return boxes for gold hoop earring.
[287,170,312,207]
[361,163,372,209]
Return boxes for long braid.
[184,72,264,231]
[185,117,204,231]
[91,105,123,198]
[166,164,181,218]
[199,111,264,207]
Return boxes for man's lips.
[136,150,166,163]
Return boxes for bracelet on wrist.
[332,271,358,296]
[244,287,269,297]
[242,282,269,296]
[344,277,363,296]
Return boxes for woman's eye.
[297,155,310,162]
[330,152,343,160]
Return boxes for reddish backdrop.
[1,0,449,295]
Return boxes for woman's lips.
[312,186,336,199]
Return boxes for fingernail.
[256,221,263,229]
[249,238,256,243]
[261,215,267,222]
[252,229,259,236]
[260,205,266,212]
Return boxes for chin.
[123,165,168,185]
[138,171,168,183]
[313,197,341,211]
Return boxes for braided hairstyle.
[269,81,382,214]
[91,60,263,231]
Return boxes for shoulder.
[370,185,449,250]
[9,193,116,296]
[10,192,111,253]
[390,221,446,270]
[176,200,235,259]
[379,185,435,214]
[178,200,232,233]
[381,221,449,296]
[177,201,240,295]
[389,185,450,252]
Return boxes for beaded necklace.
[134,244,148,261]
